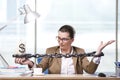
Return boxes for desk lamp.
[0,4,40,31]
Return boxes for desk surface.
[0,74,119,80]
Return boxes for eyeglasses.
[56,36,71,42]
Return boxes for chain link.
[13,51,104,58]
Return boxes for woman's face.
[57,31,74,50]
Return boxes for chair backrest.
[37,57,48,74]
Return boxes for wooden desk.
[0,74,120,80]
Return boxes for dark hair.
[58,25,75,38]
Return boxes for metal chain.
[12,51,104,58]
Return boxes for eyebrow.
[57,36,70,38]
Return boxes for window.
[0,0,119,73]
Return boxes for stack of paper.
[0,70,32,77]
[0,67,26,73]
[0,67,32,77]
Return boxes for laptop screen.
[0,54,9,68]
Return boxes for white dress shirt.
[60,48,75,74]
[60,47,101,74]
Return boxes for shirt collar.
[60,47,73,54]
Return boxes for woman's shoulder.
[46,46,59,54]
[72,46,85,53]
[47,46,59,50]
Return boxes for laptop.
[0,54,9,68]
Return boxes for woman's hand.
[96,40,115,55]
[15,58,34,68]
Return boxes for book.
[0,70,32,77]
[0,67,26,73]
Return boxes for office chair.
[37,57,48,74]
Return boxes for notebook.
[0,54,9,68]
